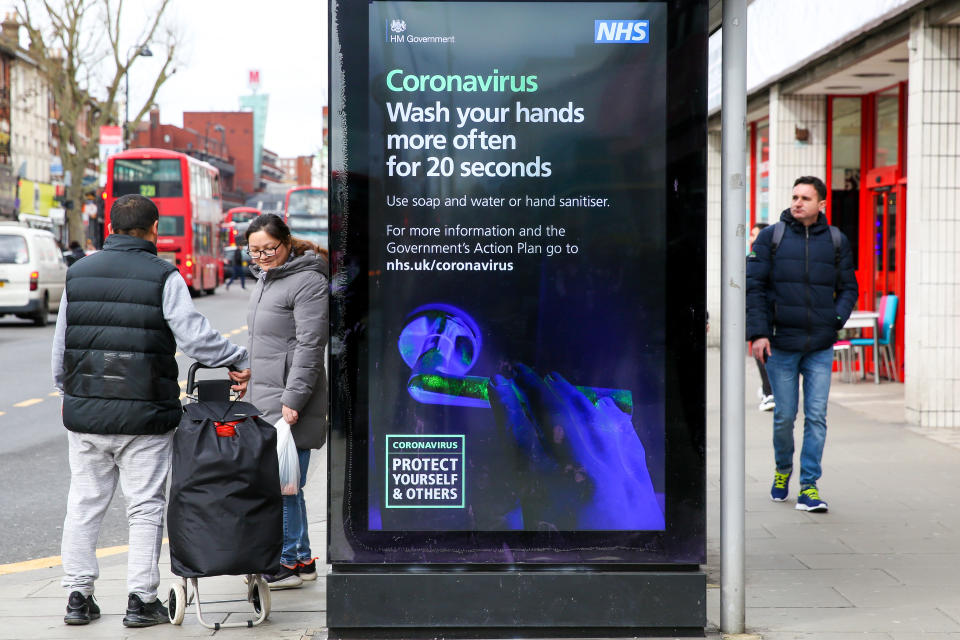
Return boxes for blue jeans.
[280,448,312,567]
[765,347,832,487]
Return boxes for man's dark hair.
[69,240,81,250]
[110,194,159,236]
[794,176,827,202]
[753,222,769,231]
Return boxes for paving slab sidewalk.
[4,348,958,639]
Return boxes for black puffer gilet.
[62,234,181,435]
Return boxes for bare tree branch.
[15,0,180,242]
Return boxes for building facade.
[260,147,283,187]
[278,155,315,186]
[708,0,960,427]
[183,111,256,194]
[131,108,240,207]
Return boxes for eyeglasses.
[246,244,281,259]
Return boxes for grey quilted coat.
[247,250,329,450]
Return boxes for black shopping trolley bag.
[168,400,282,578]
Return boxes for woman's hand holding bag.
[274,418,301,495]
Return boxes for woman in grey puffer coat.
[245,214,328,590]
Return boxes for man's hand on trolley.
[228,368,251,399]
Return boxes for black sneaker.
[64,591,100,625]
[122,593,170,627]
[298,558,318,581]
[264,564,303,590]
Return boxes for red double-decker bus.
[219,206,260,249]
[284,186,328,249]
[104,149,223,295]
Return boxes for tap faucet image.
[397,303,633,415]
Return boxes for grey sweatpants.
[60,430,173,601]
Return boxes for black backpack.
[769,221,843,267]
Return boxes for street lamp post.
[214,124,225,157]
[124,45,154,149]
[204,123,225,160]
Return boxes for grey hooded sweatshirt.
[247,250,329,449]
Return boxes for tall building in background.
[239,70,268,191]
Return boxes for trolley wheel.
[168,582,186,625]
[252,575,271,618]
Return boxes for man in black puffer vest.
[51,195,251,628]
[747,176,858,514]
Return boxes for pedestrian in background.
[52,194,251,628]
[66,241,85,266]
[746,176,858,512]
[749,222,775,412]
[244,213,328,590]
[225,244,247,290]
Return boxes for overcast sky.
[0,1,328,157]
[143,0,328,158]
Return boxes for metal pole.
[720,0,747,634]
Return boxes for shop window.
[830,97,861,265]
[875,87,899,168]
[755,120,769,223]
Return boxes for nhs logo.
[594,20,649,43]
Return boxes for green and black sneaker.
[770,470,791,501]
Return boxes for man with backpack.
[746,176,858,512]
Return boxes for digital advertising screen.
[330,0,707,564]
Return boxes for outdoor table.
[843,310,880,384]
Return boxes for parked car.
[0,223,67,326]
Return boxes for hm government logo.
[385,17,455,45]
[594,19,650,43]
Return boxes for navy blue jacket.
[746,209,858,352]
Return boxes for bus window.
[159,215,185,236]
[112,159,183,197]
[287,189,328,216]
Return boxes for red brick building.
[130,108,242,206]
[279,155,315,186]
[183,111,257,194]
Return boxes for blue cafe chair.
[851,294,899,382]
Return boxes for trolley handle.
[186,362,240,395]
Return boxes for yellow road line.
[179,380,187,388]
[13,398,43,408]
[0,539,170,576]
[0,411,5,417]
[48,391,61,397]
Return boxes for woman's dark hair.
[245,213,321,257]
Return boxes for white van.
[0,223,67,326]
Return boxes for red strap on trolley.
[214,420,240,437]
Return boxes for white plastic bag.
[273,418,300,496]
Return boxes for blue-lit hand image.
[489,364,665,531]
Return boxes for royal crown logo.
[390,19,407,33]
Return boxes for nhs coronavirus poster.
[366,1,668,533]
